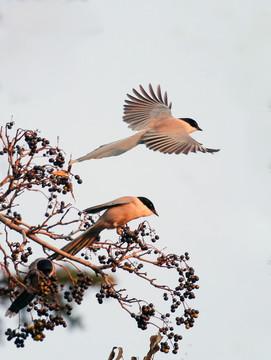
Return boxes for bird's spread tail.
[49,224,102,260]
[5,290,35,317]
[71,132,144,163]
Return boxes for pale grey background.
[0,1,271,359]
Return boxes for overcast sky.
[1,1,271,359]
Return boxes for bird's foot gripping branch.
[0,123,199,356]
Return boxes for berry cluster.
[0,286,12,297]
[159,323,184,354]
[6,120,15,130]
[39,274,58,297]
[0,122,14,156]
[10,243,33,262]
[0,124,83,214]
[119,223,159,249]
[131,303,155,330]
[96,283,119,304]
[156,253,199,354]
[64,273,92,305]
[24,131,51,155]
[160,341,170,354]
[5,316,67,348]
[87,224,199,356]
[4,270,93,347]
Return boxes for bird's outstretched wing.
[84,199,130,214]
[123,84,172,131]
[141,130,220,155]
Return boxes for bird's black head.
[180,118,202,131]
[37,259,53,277]
[137,197,158,216]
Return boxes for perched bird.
[71,84,219,163]
[49,196,158,260]
[5,258,55,317]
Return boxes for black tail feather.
[49,226,100,261]
[7,290,35,315]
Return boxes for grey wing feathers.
[141,131,220,155]
[123,84,172,131]
[84,200,130,214]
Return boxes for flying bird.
[5,258,55,317]
[49,196,158,260]
[71,84,219,163]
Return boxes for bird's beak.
[197,127,203,131]
[153,210,159,216]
